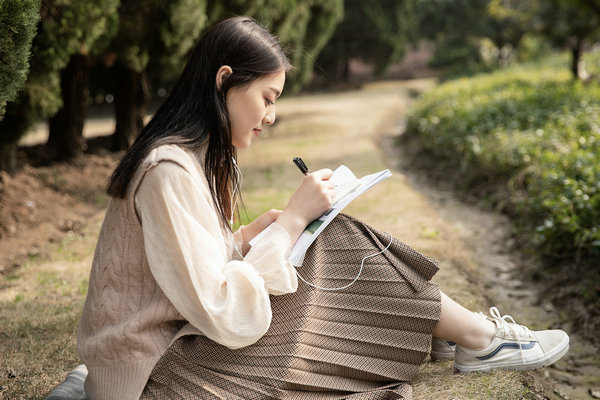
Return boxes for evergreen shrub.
[406,52,600,265]
[0,0,40,120]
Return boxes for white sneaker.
[454,307,569,373]
[431,337,456,361]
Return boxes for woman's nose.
[264,108,276,125]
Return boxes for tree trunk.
[47,53,91,160]
[0,96,32,173]
[0,142,18,173]
[571,42,581,79]
[342,57,350,82]
[569,36,589,81]
[111,64,150,151]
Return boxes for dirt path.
[374,81,599,400]
[1,79,585,399]
[389,143,600,400]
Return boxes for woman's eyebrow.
[267,87,281,99]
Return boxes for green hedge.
[406,53,600,264]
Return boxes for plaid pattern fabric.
[141,214,441,400]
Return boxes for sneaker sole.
[430,350,455,361]
[454,336,569,373]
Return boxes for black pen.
[293,157,309,175]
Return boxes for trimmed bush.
[0,0,40,120]
[406,52,600,265]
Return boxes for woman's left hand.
[240,209,282,255]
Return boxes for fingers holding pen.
[308,168,334,181]
[304,168,335,205]
[282,168,334,227]
[293,157,333,186]
[277,165,335,241]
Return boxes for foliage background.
[402,52,600,343]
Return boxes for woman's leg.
[433,291,496,350]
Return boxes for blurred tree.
[264,0,344,92]
[415,0,488,68]
[587,0,600,18]
[0,0,39,172]
[539,0,600,79]
[315,0,417,83]
[0,0,119,172]
[108,0,207,150]
[46,0,119,160]
[0,0,40,122]
[207,0,343,93]
[483,0,540,66]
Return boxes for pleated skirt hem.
[141,214,442,400]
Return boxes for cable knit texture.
[78,145,297,400]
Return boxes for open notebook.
[250,165,391,266]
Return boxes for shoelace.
[487,306,534,363]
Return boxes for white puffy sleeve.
[135,161,297,349]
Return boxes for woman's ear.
[216,65,233,90]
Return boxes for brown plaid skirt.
[141,214,441,399]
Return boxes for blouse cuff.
[243,222,297,294]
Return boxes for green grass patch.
[0,297,84,399]
[405,52,600,266]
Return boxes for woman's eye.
[265,98,274,106]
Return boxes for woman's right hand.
[276,169,335,242]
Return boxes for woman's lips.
[253,128,262,136]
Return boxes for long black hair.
[106,16,292,228]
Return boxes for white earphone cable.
[230,158,242,227]
[231,158,245,259]
[295,232,394,291]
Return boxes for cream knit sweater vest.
[78,146,210,400]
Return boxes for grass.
[0,79,550,399]
[414,362,539,399]
[0,216,102,399]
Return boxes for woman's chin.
[233,140,252,149]
[232,131,257,149]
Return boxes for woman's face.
[226,70,285,149]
